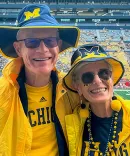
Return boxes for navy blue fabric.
[17,67,28,116]
[17,4,60,27]
[0,4,79,58]
[81,109,123,156]
[71,44,117,65]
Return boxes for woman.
[63,44,130,156]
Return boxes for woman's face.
[76,61,114,104]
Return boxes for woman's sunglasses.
[17,37,59,49]
[81,68,112,85]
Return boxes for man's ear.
[58,39,62,50]
[13,42,21,57]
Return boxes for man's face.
[14,28,61,75]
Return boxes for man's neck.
[25,69,51,87]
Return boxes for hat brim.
[63,57,125,92]
[0,25,80,58]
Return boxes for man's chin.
[33,68,52,75]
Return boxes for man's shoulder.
[0,76,12,91]
[57,71,79,99]
[56,76,80,112]
[0,76,6,84]
[57,70,66,79]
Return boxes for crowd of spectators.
[114,79,130,89]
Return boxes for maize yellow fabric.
[65,96,130,156]
[25,83,58,156]
[0,57,79,156]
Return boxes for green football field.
[114,89,130,100]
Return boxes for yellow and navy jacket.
[65,96,130,156]
[0,57,79,156]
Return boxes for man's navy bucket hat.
[0,4,80,58]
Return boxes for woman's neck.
[25,69,51,87]
[90,101,113,118]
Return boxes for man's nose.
[36,40,49,52]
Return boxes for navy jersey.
[81,109,123,156]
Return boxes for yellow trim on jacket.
[0,57,79,156]
[65,96,130,156]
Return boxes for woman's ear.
[76,84,82,96]
[77,88,82,96]
[13,42,21,57]
[72,81,82,96]
[72,81,78,91]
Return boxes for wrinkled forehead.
[17,28,58,39]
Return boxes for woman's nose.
[93,74,102,84]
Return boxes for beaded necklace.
[86,108,119,156]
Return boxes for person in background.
[63,44,130,156]
[0,4,80,156]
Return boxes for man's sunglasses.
[17,37,59,49]
[81,68,112,85]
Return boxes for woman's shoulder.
[122,100,130,111]
[117,95,130,111]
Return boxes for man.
[0,4,80,156]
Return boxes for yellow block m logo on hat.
[24,8,40,21]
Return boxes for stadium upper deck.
[0,0,129,4]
